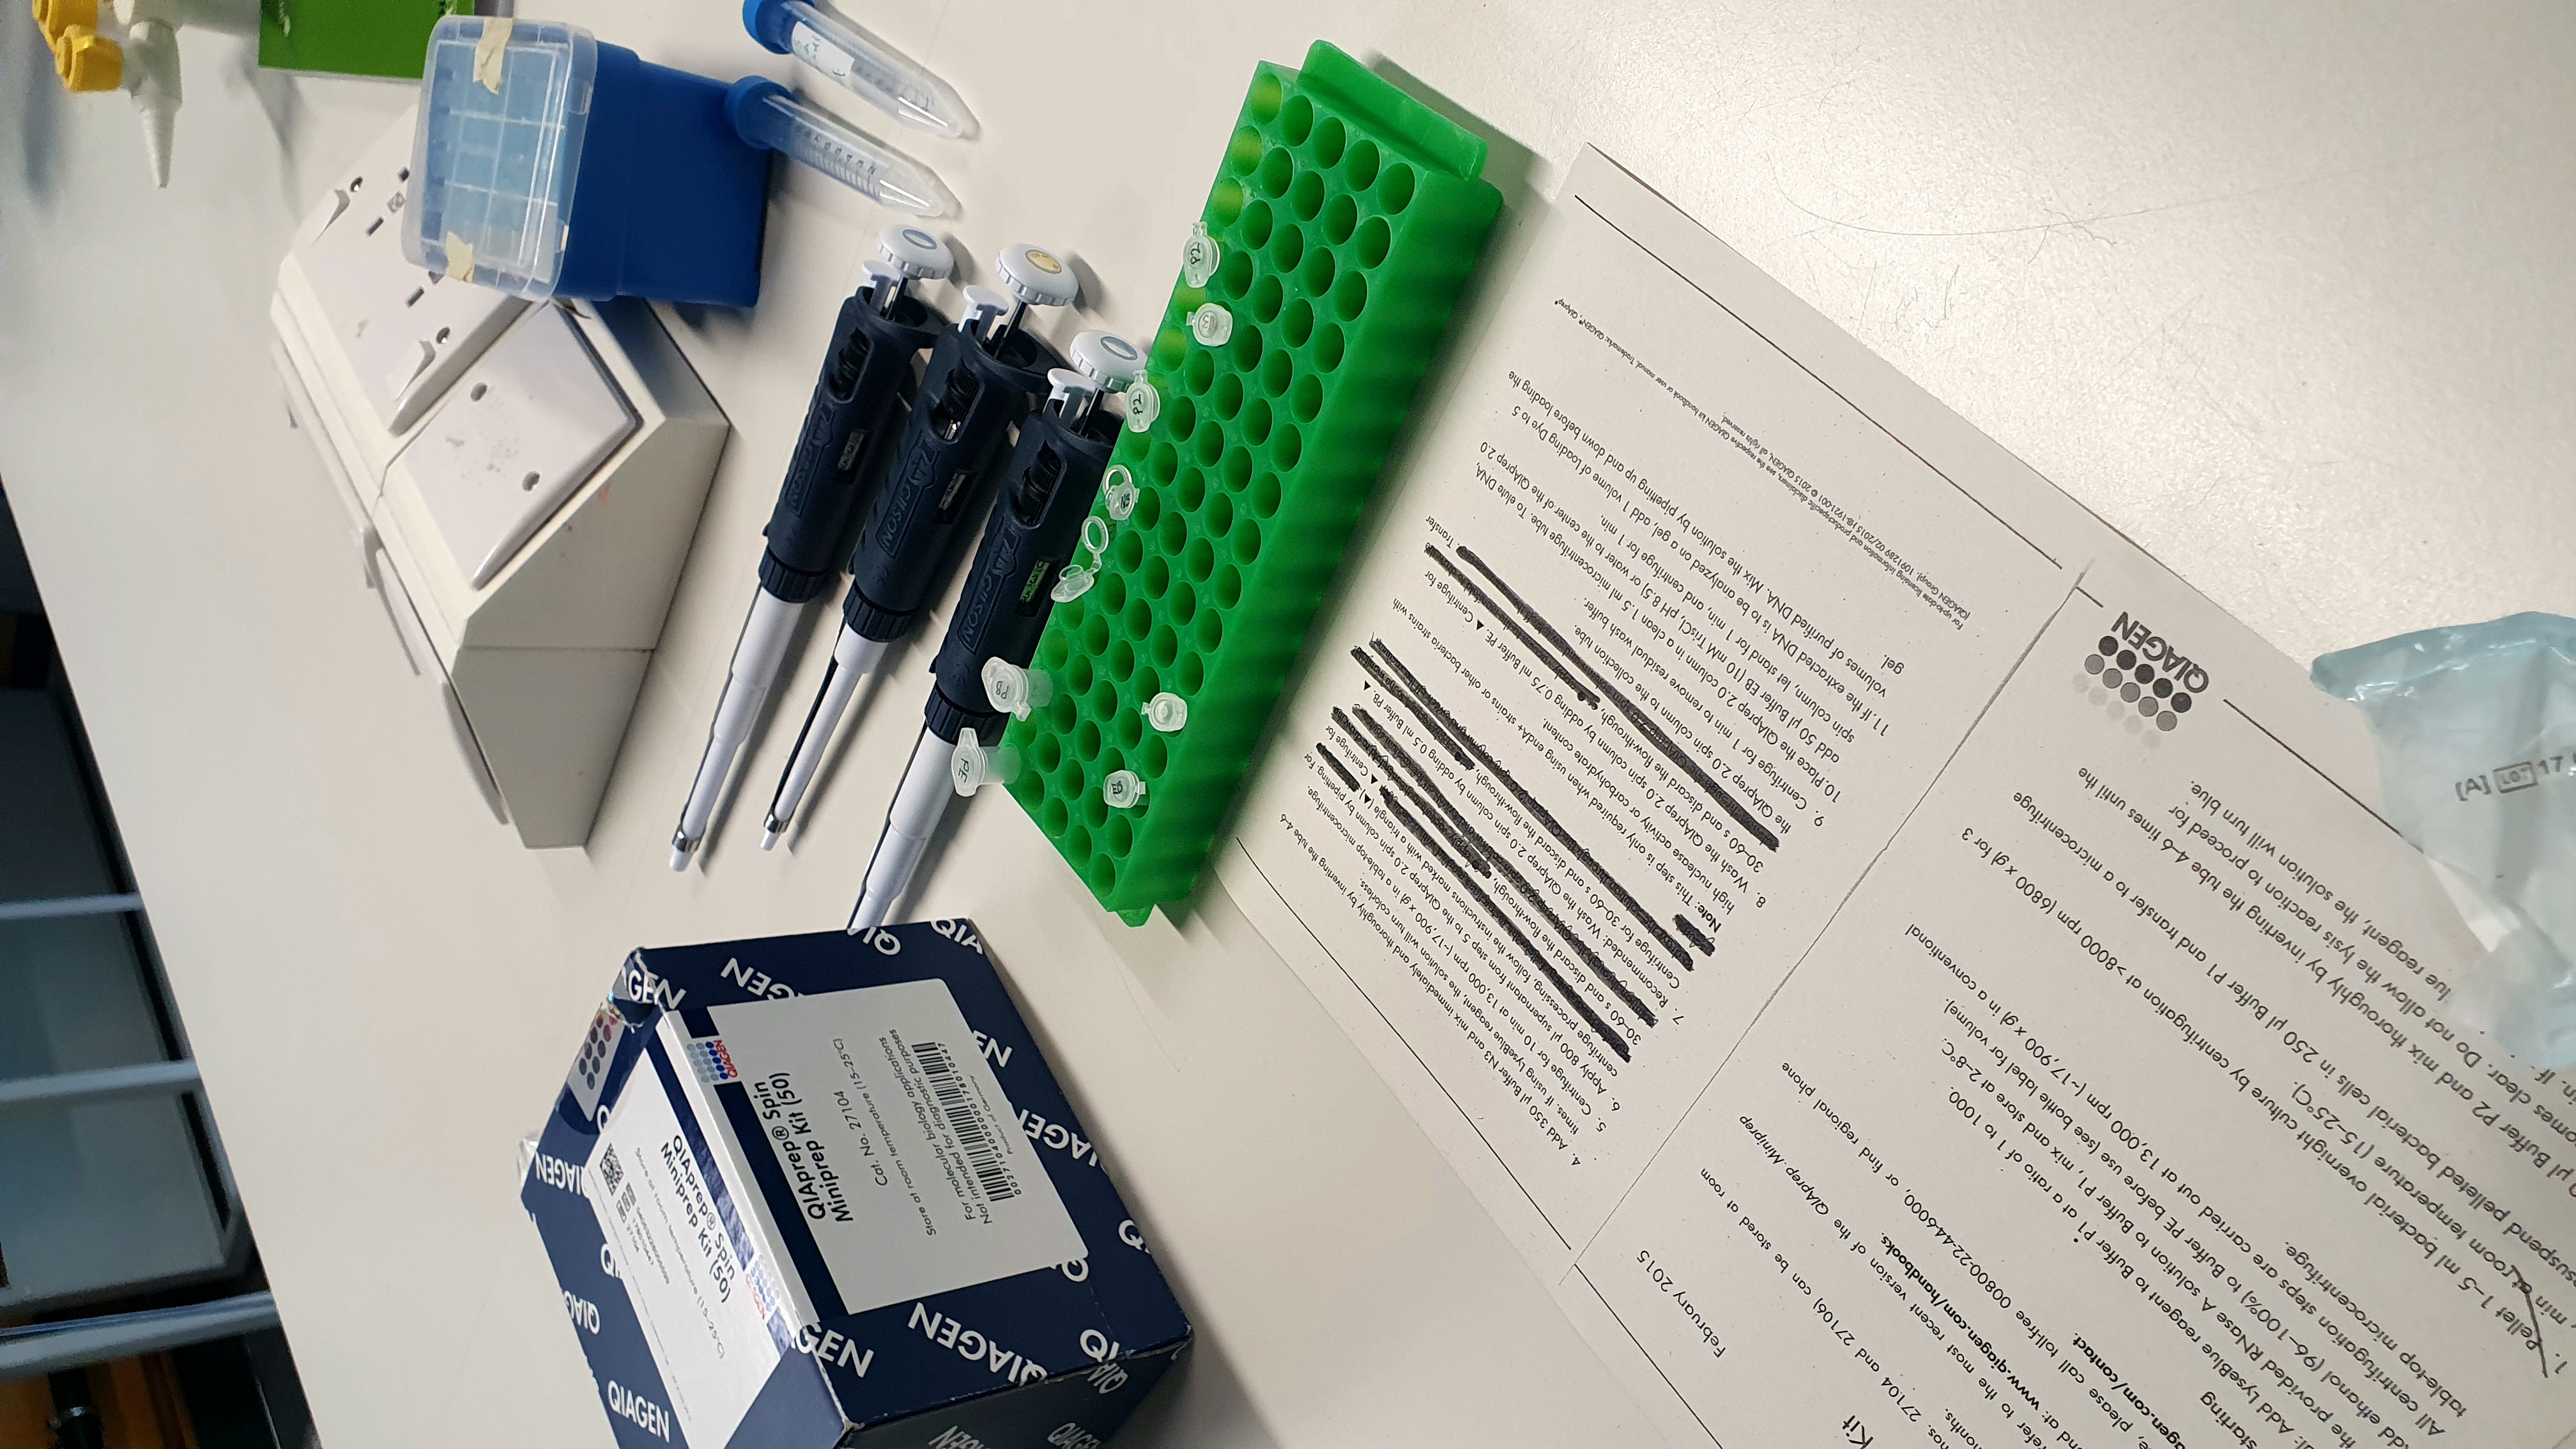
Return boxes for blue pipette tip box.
[406,16,769,307]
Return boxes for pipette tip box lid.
[406,15,768,307]
[523,921,1189,1449]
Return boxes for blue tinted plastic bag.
[2315,615,2576,1067]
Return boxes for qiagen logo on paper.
[2084,611,2206,732]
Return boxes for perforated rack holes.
[1002,40,1501,919]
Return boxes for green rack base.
[1004,40,1501,924]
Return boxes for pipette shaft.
[672,590,802,870]
[761,629,888,847]
[848,730,951,931]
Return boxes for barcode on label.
[597,1146,624,1195]
[912,1039,1020,1203]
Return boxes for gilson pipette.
[847,331,1143,930]
[668,227,951,870]
[760,242,1077,847]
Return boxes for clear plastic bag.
[2314,614,2576,1066]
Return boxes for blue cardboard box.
[522,921,1190,1448]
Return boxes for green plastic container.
[260,0,468,79]
[1004,40,1501,924]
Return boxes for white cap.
[1101,464,1138,520]
[950,727,992,797]
[878,225,953,280]
[993,242,1080,309]
[1181,222,1221,289]
[982,659,1042,719]
[1050,563,1096,603]
[1123,378,1161,433]
[1070,330,1145,392]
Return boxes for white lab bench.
[1,3,2568,1445]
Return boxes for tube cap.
[721,75,791,151]
[740,0,795,53]
[34,0,96,42]
[54,24,121,90]
[993,243,1078,310]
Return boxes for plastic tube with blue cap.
[725,77,956,217]
[741,0,976,139]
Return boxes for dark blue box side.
[543,920,1190,1446]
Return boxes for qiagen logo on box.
[687,1037,740,1086]
[2085,612,2206,732]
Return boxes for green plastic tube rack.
[1003,40,1501,924]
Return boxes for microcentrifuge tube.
[1124,379,1160,433]
[1103,464,1138,521]
[1181,222,1220,289]
[1190,303,1232,346]
[949,727,1018,796]
[1103,770,1146,809]
[1142,692,1188,732]
[981,657,1052,719]
[950,726,988,795]
[1051,564,1096,603]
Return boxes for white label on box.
[593,1059,786,1449]
[705,979,1085,1317]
